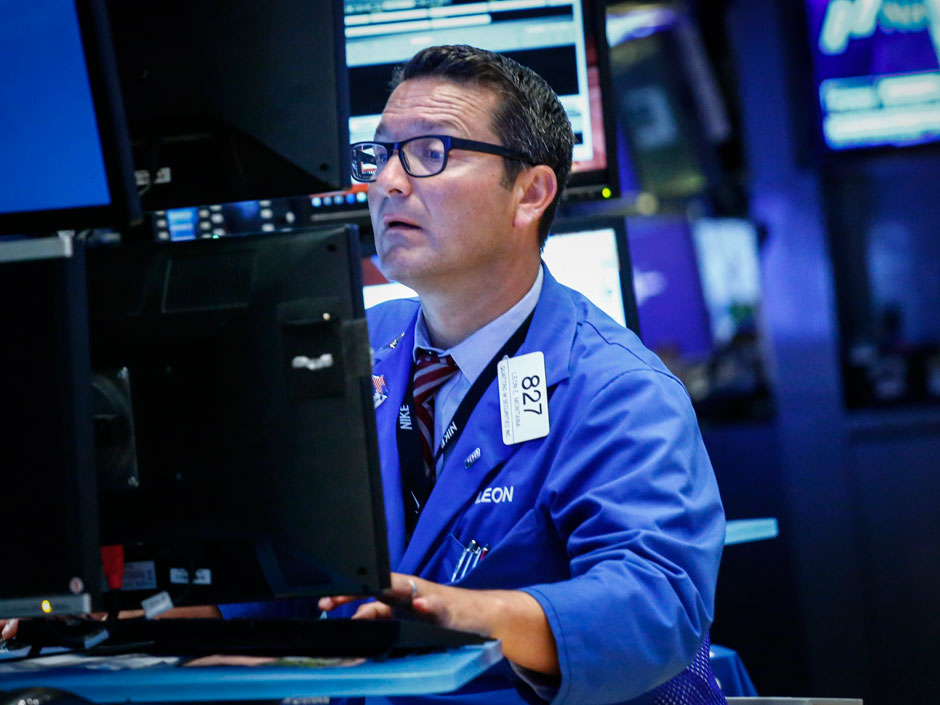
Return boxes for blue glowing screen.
[806,0,940,149]
[0,0,112,215]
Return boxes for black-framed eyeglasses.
[350,134,535,182]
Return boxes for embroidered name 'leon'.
[475,486,514,504]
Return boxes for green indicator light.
[601,187,612,199]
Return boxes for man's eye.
[375,152,389,165]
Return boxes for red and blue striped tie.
[412,350,460,496]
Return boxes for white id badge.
[497,351,550,445]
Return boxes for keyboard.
[13,617,489,659]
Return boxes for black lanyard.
[397,311,535,534]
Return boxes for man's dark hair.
[391,45,574,247]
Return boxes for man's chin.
[375,253,427,291]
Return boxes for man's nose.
[374,151,412,195]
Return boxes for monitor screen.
[106,0,351,211]
[690,218,763,348]
[85,225,389,609]
[308,0,620,225]
[361,217,639,334]
[0,0,139,236]
[806,0,940,150]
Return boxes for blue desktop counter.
[0,641,759,702]
[0,643,503,702]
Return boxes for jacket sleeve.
[520,367,725,705]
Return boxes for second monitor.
[87,225,388,609]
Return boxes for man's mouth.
[384,218,420,231]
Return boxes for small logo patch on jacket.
[399,404,412,430]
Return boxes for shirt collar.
[413,265,544,384]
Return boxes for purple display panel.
[627,217,712,359]
[806,0,940,149]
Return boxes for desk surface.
[0,642,503,702]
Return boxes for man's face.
[369,78,522,293]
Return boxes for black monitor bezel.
[0,0,141,237]
[562,0,621,201]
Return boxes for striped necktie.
[412,350,460,498]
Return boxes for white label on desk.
[122,561,157,591]
[141,590,174,619]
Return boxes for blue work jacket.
[357,266,726,705]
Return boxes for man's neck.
[416,258,541,350]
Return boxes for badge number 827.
[497,351,549,445]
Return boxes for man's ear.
[513,165,557,231]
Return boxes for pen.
[451,539,478,583]
[472,544,489,568]
[460,541,481,581]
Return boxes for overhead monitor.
[605,3,733,202]
[105,0,350,211]
[309,0,620,226]
[806,0,940,150]
[0,0,140,236]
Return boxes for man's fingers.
[1,618,18,639]
[317,595,360,612]
[378,574,421,607]
[352,601,392,620]
[410,594,455,628]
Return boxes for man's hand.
[318,572,560,677]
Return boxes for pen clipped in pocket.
[448,534,489,583]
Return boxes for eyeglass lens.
[352,137,447,181]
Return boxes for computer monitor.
[85,225,389,610]
[805,0,940,151]
[362,216,639,336]
[627,215,773,421]
[308,0,620,225]
[0,0,140,236]
[105,0,350,211]
[543,217,640,334]
[605,4,734,202]
[0,237,100,619]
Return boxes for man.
[1,44,726,705]
[317,45,726,704]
